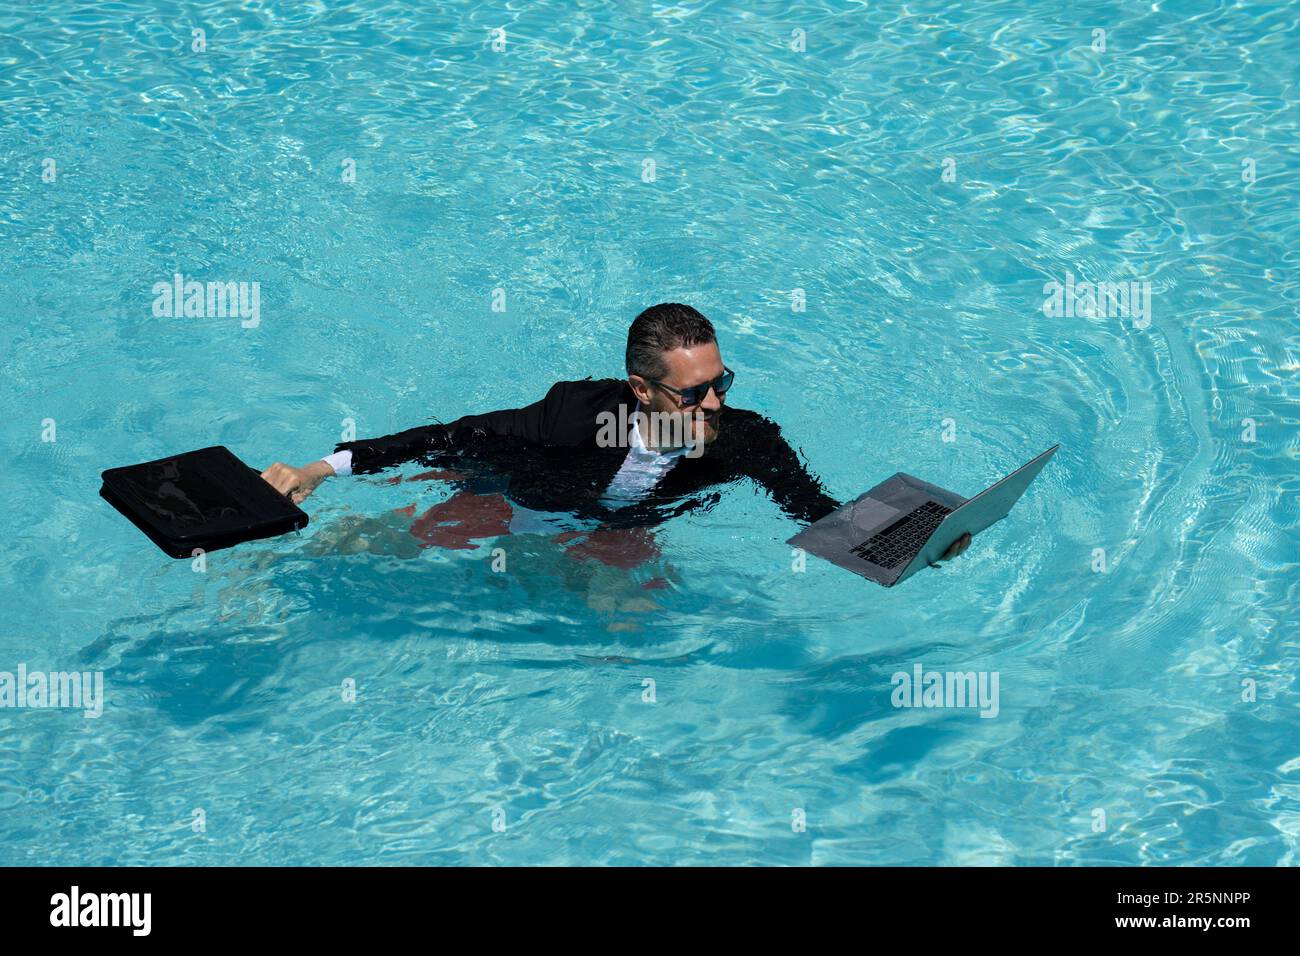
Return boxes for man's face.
[631,341,727,448]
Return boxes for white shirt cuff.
[322,450,353,477]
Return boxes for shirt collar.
[631,402,696,459]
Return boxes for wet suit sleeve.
[741,417,841,526]
[333,381,575,475]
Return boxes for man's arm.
[334,380,579,475]
[739,416,842,526]
[260,381,578,501]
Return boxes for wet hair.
[625,303,716,381]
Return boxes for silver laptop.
[788,445,1059,587]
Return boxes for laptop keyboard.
[850,500,953,569]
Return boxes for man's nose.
[700,388,722,412]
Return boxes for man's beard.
[696,408,721,443]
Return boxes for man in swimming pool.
[260,302,971,561]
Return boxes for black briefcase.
[100,445,309,558]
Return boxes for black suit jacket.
[335,378,839,528]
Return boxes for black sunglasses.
[648,367,735,408]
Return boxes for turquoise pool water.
[1,0,1296,865]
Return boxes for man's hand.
[260,460,333,504]
[933,531,972,565]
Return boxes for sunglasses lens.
[665,370,734,407]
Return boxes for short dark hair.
[625,303,716,380]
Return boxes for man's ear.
[627,375,653,405]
